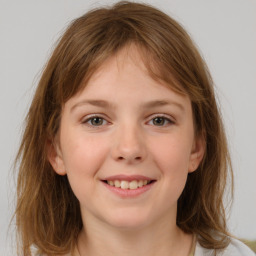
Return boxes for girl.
[15,1,254,256]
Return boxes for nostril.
[117,156,142,161]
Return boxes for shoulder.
[222,238,255,255]
[194,237,255,256]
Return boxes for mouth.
[101,175,156,197]
[102,179,156,190]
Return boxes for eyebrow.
[70,99,185,112]
[142,100,184,110]
[71,100,114,112]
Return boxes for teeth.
[120,180,129,189]
[129,180,138,190]
[107,180,150,189]
[138,180,143,187]
[114,180,121,188]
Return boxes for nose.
[111,124,147,164]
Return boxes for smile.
[101,175,156,197]
[104,180,153,190]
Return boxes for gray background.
[1,0,255,255]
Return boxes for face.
[49,46,204,230]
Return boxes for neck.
[77,214,193,256]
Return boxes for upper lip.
[102,175,155,182]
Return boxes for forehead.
[87,45,181,89]
[72,43,186,100]
[64,45,191,113]
[88,45,152,88]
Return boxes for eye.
[149,116,174,126]
[83,116,107,126]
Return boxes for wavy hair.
[15,1,233,255]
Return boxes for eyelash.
[81,114,175,127]
[148,114,174,126]
[82,115,108,127]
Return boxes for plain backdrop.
[1,0,256,255]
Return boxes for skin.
[49,45,205,256]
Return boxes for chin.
[104,208,153,230]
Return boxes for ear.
[188,135,205,173]
[47,139,67,176]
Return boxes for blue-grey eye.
[151,116,173,126]
[152,117,166,126]
[89,117,104,126]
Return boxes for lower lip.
[102,181,155,198]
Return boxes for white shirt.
[194,238,255,256]
[63,237,255,256]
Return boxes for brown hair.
[15,1,233,255]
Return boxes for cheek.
[149,134,193,196]
[152,136,192,170]
[147,136,192,209]
[60,129,109,179]
[60,132,110,202]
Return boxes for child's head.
[15,1,232,255]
